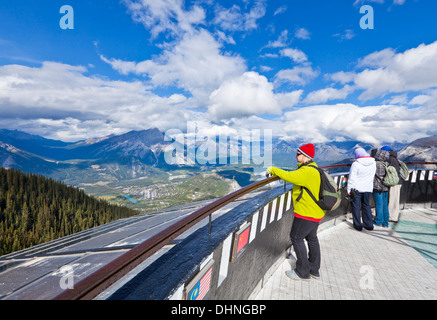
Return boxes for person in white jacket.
[347,148,376,231]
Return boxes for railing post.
[209,215,212,236]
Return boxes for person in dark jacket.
[371,148,391,227]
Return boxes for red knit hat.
[297,143,315,159]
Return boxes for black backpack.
[296,164,342,212]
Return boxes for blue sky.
[0,0,437,144]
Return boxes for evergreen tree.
[0,168,138,256]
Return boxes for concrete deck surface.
[251,207,437,300]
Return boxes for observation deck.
[0,162,436,301]
[252,206,437,300]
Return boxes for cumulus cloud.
[274,6,287,16]
[333,29,356,41]
[356,48,396,68]
[304,85,355,104]
[275,90,303,109]
[298,41,437,143]
[0,62,147,114]
[408,94,431,105]
[213,1,266,32]
[333,41,437,100]
[0,62,192,141]
[3,0,433,147]
[280,102,437,144]
[207,72,282,119]
[122,0,206,38]
[328,71,356,84]
[0,61,301,141]
[280,48,308,64]
[264,30,289,48]
[294,28,311,40]
[101,29,247,106]
[102,1,299,122]
[274,66,319,86]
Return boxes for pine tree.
[0,168,138,256]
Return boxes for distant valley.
[0,128,255,212]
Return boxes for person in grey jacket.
[371,148,391,227]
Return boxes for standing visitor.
[347,148,376,231]
[371,148,391,228]
[266,143,324,281]
[381,146,402,223]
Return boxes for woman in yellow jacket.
[267,143,325,281]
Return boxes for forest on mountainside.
[0,168,138,256]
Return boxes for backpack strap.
[377,160,388,168]
[297,186,318,203]
[296,163,320,204]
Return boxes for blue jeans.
[351,192,373,231]
[373,191,389,227]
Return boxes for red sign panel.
[236,226,250,254]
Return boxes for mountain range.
[398,135,437,162]
[0,128,435,186]
[0,128,169,182]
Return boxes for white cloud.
[357,48,396,68]
[261,53,279,58]
[304,85,355,104]
[207,71,282,119]
[280,102,437,144]
[213,1,266,32]
[215,30,236,45]
[101,29,246,106]
[385,94,408,105]
[328,71,356,84]
[409,94,431,105]
[328,41,437,101]
[1,0,433,150]
[295,28,311,40]
[122,0,206,38]
[354,41,437,100]
[274,66,319,86]
[260,65,273,72]
[333,29,356,41]
[291,41,437,144]
[264,30,289,48]
[280,48,308,64]
[274,6,287,16]
[275,90,303,109]
[0,62,193,141]
[0,62,146,114]
[2,57,436,145]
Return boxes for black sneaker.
[310,273,320,280]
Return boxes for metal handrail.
[53,161,437,300]
[54,175,281,299]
